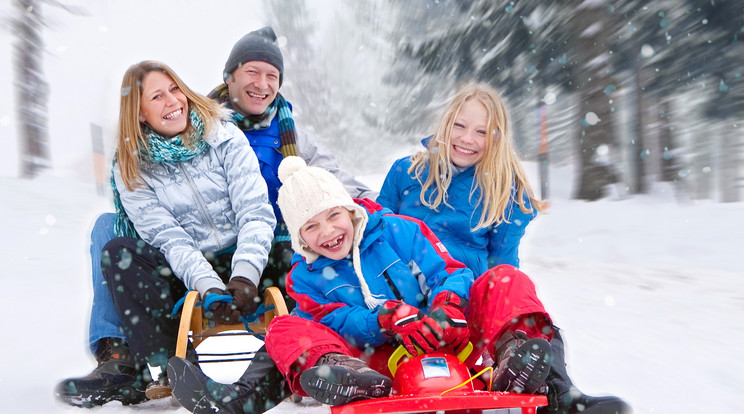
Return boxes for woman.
[377,83,542,276]
[55,61,275,407]
[377,83,629,414]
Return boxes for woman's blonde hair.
[408,82,544,230]
[116,60,225,191]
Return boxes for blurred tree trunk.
[692,137,713,200]
[572,2,619,201]
[719,127,741,203]
[630,59,647,194]
[13,0,50,178]
[658,99,674,181]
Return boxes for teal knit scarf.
[231,93,297,158]
[111,110,207,238]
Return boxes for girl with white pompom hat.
[263,156,481,406]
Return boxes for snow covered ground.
[0,164,741,414]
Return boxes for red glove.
[428,291,470,354]
[378,300,443,355]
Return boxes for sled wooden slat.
[174,287,288,359]
[330,392,548,414]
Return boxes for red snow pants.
[465,264,554,365]
[265,264,553,394]
[264,315,396,395]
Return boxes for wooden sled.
[142,287,288,401]
[174,286,289,361]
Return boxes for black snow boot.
[146,340,200,401]
[538,330,632,414]
[299,353,391,406]
[54,338,150,407]
[168,346,291,413]
[491,330,553,394]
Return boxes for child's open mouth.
[322,234,346,251]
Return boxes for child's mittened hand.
[378,300,443,355]
[227,277,259,316]
[203,288,242,325]
[428,291,470,354]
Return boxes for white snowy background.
[2,165,742,414]
[0,1,742,414]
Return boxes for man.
[54,26,374,410]
[208,26,375,310]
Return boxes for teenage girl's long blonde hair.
[116,60,226,191]
[408,83,544,230]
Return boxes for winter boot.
[491,330,553,394]
[146,340,200,400]
[538,330,632,414]
[145,370,171,400]
[299,353,391,406]
[168,346,291,413]
[54,338,149,407]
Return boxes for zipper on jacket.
[178,163,224,250]
[382,270,403,301]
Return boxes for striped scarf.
[111,110,207,238]
[209,84,297,157]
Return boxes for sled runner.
[174,287,289,362]
[331,345,547,414]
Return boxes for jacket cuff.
[368,311,387,343]
[194,277,227,298]
[231,261,261,288]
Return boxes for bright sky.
[0,0,268,178]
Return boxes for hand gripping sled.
[174,287,289,361]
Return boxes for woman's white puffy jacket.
[113,120,276,297]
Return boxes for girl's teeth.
[324,236,343,248]
[455,145,475,154]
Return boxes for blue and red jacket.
[286,199,474,349]
[377,156,537,276]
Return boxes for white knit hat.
[277,156,385,309]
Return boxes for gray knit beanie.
[223,26,284,85]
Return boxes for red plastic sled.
[331,392,547,414]
[330,345,547,414]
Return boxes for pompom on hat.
[223,26,284,85]
[277,156,385,309]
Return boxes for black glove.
[226,277,259,317]
[203,288,241,325]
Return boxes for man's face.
[226,61,280,116]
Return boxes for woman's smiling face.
[139,70,189,137]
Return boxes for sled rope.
[171,290,275,334]
[440,365,494,396]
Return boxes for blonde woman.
[377,83,630,414]
[55,61,275,407]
